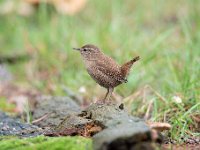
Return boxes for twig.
[146,85,167,103]
[32,113,51,124]
[144,99,153,120]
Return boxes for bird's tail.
[121,56,140,77]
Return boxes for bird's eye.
[83,48,87,51]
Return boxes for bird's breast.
[83,59,95,69]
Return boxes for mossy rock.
[0,136,92,150]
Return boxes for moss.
[0,136,92,150]
[0,97,15,112]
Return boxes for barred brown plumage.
[73,44,140,103]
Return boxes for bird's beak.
[73,48,81,51]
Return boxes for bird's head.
[73,44,101,60]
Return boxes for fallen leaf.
[146,121,172,132]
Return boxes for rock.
[83,103,155,150]
[0,111,42,137]
[48,103,159,150]
[45,114,96,137]
[62,86,84,105]
[31,97,161,149]
[32,96,80,127]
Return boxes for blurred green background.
[0,0,200,143]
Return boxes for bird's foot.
[95,99,113,105]
[95,100,104,105]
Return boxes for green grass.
[0,136,92,150]
[0,98,15,112]
[0,0,200,144]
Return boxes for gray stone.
[33,96,80,127]
[0,111,42,137]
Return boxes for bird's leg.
[102,88,109,103]
[96,89,108,104]
[103,87,113,103]
[107,87,114,101]
[97,88,114,104]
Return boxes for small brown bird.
[74,44,140,103]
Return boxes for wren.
[73,44,140,103]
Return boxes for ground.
[0,0,200,149]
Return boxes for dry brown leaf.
[86,123,102,136]
[146,121,172,132]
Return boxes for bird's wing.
[95,56,126,83]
